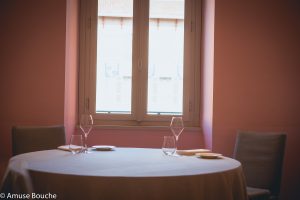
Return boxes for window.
[79,0,201,127]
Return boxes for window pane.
[147,0,185,115]
[96,0,133,114]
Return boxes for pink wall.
[64,0,79,143]
[0,0,203,158]
[0,0,67,159]
[201,0,215,150]
[213,1,300,200]
[1,0,300,199]
[79,128,203,150]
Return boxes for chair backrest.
[12,125,66,156]
[233,131,286,196]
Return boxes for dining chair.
[12,125,66,156]
[233,131,286,200]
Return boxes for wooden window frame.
[79,0,201,127]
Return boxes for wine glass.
[80,114,93,153]
[69,134,83,154]
[162,136,176,156]
[170,116,184,154]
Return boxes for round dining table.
[1,147,247,200]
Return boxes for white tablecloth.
[1,148,247,200]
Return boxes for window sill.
[77,125,201,132]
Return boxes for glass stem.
[175,136,179,150]
[84,134,88,152]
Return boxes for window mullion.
[133,0,149,122]
[132,0,142,122]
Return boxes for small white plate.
[196,152,222,159]
[92,145,116,151]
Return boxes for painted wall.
[201,0,215,150]
[213,1,300,200]
[81,128,202,151]
[64,0,79,143]
[0,0,67,159]
[0,0,203,160]
[1,0,300,199]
